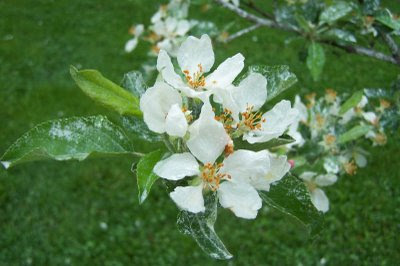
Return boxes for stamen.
[200,162,230,191]
[240,105,265,131]
[183,64,206,89]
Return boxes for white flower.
[157,34,245,101]
[125,24,144,53]
[154,149,269,219]
[139,81,188,137]
[300,172,337,213]
[153,101,271,219]
[243,100,299,144]
[152,17,191,57]
[213,72,268,122]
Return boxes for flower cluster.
[125,0,193,56]
[139,34,299,219]
[286,89,390,212]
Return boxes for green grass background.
[1,0,399,265]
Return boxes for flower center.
[240,105,265,131]
[215,108,235,133]
[201,163,230,191]
[344,160,357,175]
[183,64,206,89]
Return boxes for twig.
[213,0,400,66]
[225,24,261,42]
[242,0,274,20]
[381,33,400,64]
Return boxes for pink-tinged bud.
[288,160,295,169]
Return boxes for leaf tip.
[138,190,148,205]
[1,161,11,170]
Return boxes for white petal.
[244,100,299,144]
[362,112,377,124]
[140,82,182,133]
[165,17,178,33]
[220,149,270,183]
[231,72,267,113]
[205,53,245,90]
[218,181,262,219]
[165,104,188,137]
[314,174,337,187]
[294,95,308,122]
[124,38,138,53]
[154,153,200,180]
[299,171,317,182]
[310,188,329,213]
[340,109,355,124]
[170,184,205,213]
[135,24,144,37]
[157,39,173,53]
[157,50,186,89]
[358,95,368,108]
[178,35,214,75]
[176,20,191,36]
[354,152,367,168]
[187,101,230,164]
[247,153,290,191]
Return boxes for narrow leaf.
[260,173,324,237]
[248,65,298,101]
[1,116,133,169]
[339,90,364,115]
[306,42,325,81]
[136,150,163,204]
[70,66,142,116]
[234,135,295,151]
[375,9,400,31]
[177,193,233,260]
[338,125,372,144]
[319,1,353,25]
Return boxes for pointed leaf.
[136,150,164,204]
[70,66,142,116]
[306,42,325,81]
[247,65,298,101]
[324,29,356,43]
[375,9,400,31]
[177,193,233,260]
[339,90,364,115]
[319,1,353,25]
[259,173,324,237]
[1,116,134,169]
[234,134,295,151]
[338,125,372,144]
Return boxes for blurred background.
[1,0,399,264]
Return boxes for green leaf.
[319,1,353,25]
[339,90,363,115]
[136,150,163,204]
[177,193,233,260]
[234,134,295,151]
[1,116,134,169]
[338,125,372,144]
[247,65,298,101]
[375,9,400,31]
[70,66,142,116]
[324,29,356,43]
[259,173,324,237]
[120,71,147,98]
[306,42,325,81]
[295,13,312,33]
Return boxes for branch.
[381,33,400,64]
[224,24,261,43]
[213,0,400,66]
[242,0,274,20]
